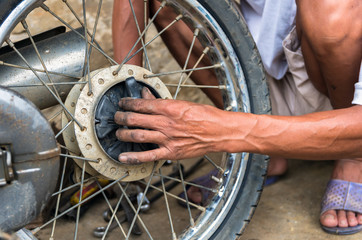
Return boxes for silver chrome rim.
[0,0,251,239]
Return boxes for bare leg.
[149,1,223,108]
[112,0,145,65]
[296,0,362,228]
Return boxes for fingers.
[116,128,166,144]
[142,87,156,100]
[119,98,162,114]
[118,147,171,164]
[114,111,168,129]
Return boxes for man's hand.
[114,87,230,164]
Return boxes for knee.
[297,0,361,55]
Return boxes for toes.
[346,211,358,227]
[320,210,338,227]
[337,210,349,227]
[187,186,202,204]
[358,213,362,225]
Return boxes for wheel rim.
[0,0,252,239]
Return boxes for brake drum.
[63,65,172,181]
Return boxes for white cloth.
[239,0,296,80]
[239,0,362,106]
[352,63,362,105]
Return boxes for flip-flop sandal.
[265,176,280,186]
[320,179,362,235]
[178,169,218,208]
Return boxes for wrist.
[214,111,258,153]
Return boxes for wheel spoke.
[81,0,92,95]
[48,109,63,122]
[55,120,73,139]
[96,181,128,239]
[128,0,152,71]
[126,164,157,239]
[154,172,217,193]
[138,180,205,211]
[0,61,81,79]
[120,14,183,72]
[116,182,153,240]
[61,0,113,66]
[144,63,221,78]
[164,83,226,89]
[5,81,87,88]
[159,168,177,240]
[204,155,224,173]
[32,173,129,235]
[59,154,99,163]
[85,0,103,95]
[50,153,68,239]
[73,160,86,240]
[100,184,127,240]
[40,4,118,66]
[143,0,150,69]
[5,38,84,129]
[21,19,62,100]
[114,1,167,74]
[174,28,199,99]
[177,161,194,226]
[51,176,97,197]
[176,47,212,92]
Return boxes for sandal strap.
[321,179,362,215]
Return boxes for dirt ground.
[7,0,361,239]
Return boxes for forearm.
[222,105,362,160]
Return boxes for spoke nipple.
[41,3,49,11]
[31,227,41,235]
[225,105,232,111]
[194,28,200,36]
[87,91,93,97]
[203,47,210,54]
[161,1,167,7]
[211,175,223,183]
[176,14,183,21]
[21,20,28,29]
[5,39,14,48]
[112,71,118,76]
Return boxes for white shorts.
[267,27,333,116]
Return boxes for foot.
[320,159,362,229]
[186,157,288,203]
[187,186,202,204]
[267,156,288,176]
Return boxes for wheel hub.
[63,65,172,181]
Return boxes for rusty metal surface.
[0,86,59,232]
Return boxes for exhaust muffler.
[0,27,85,109]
